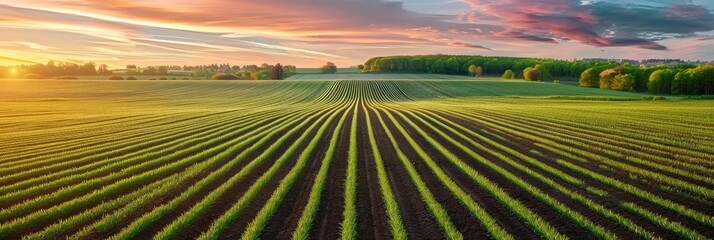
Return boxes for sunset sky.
[1,0,713,68]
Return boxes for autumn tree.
[271,63,284,80]
[611,74,635,91]
[579,68,599,87]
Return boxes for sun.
[11,68,16,73]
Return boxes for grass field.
[287,73,485,80]
[0,78,712,239]
[295,68,359,74]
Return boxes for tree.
[672,71,691,95]
[523,67,534,81]
[320,62,337,74]
[524,65,550,81]
[97,64,110,75]
[271,63,284,80]
[534,64,551,81]
[648,69,675,94]
[357,64,365,72]
[475,66,483,77]
[527,68,541,81]
[282,65,297,78]
[599,68,618,89]
[611,74,635,91]
[244,65,260,73]
[157,66,168,75]
[501,69,514,79]
[254,69,269,80]
[446,57,460,74]
[579,68,599,87]
[468,64,477,76]
[82,62,97,75]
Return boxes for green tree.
[254,69,269,80]
[672,71,691,95]
[534,64,551,81]
[446,57,460,74]
[648,69,675,94]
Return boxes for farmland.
[0,78,713,240]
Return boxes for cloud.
[0,0,712,66]
[448,41,492,50]
[459,0,713,50]
[0,55,37,64]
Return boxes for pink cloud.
[0,0,712,66]
[460,0,674,50]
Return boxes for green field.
[0,78,712,239]
[295,67,359,74]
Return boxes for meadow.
[0,77,712,240]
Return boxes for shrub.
[211,73,240,80]
[108,75,124,80]
[55,76,77,80]
[182,77,189,80]
[501,70,514,79]
[125,77,138,80]
[159,77,168,80]
[553,80,560,84]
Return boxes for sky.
[0,0,713,68]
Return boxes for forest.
[361,55,714,95]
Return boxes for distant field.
[295,67,359,74]
[288,73,482,80]
[0,79,712,239]
[68,75,188,80]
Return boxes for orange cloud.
[0,0,711,67]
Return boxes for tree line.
[361,55,595,78]
[0,61,110,78]
[187,63,296,80]
[362,55,714,95]
[578,63,714,95]
[0,61,297,80]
